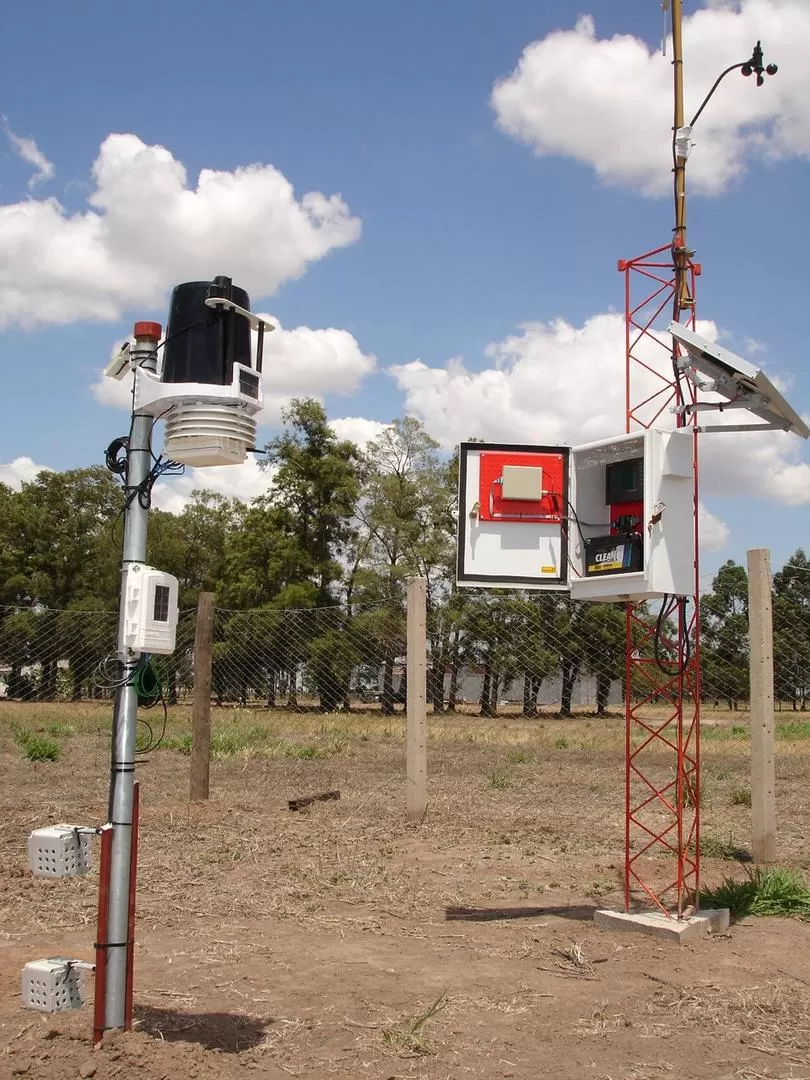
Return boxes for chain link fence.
[0,605,196,704]
[3,590,807,716]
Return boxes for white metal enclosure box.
[456,429,695,601]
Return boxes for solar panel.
[668,322,809,439]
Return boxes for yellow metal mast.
[671,0,693,315]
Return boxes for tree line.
[1,398,807,712]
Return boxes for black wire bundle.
[99,343,182,756]
[654,594,692,676]
[104,436,129,476]
[92,652,169,755]
[93,653,132,691]
[105,415,185,523]
[122,455,185,512]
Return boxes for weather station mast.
[619,0,782,920]
[456,2,803,937]
[21,278,277,1037]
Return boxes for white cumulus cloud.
[492,1,810,195]
[699,503,730,552]
[0,456,53,489]
[258,320,376,398]
[153,456,274,515]
[0,133,361,328]
[329,417,390,448]
[3,120,55,188]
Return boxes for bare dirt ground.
[1,703,809,1080]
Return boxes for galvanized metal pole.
[104,320,161,1031]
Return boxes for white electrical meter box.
[22,959,85,1013]
[501,464,544,501]
[122,564,179,654]
[457,429,695,601]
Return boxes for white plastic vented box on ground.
[22,959,85,1012]
[27,824,92,878]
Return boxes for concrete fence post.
[406,576,427,821]
[747,548,776,863]
[190,592,215,802]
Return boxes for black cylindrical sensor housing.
[161,276,252,387]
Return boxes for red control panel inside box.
[609,500,644,535]
[479,451,565,523]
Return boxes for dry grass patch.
[648,981,810,1068]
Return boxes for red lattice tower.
[619,242,702,918]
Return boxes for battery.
[583,534,643,576]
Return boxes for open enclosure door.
[456,442,570,591]
[456,430,695,600]
[569,429,695,602]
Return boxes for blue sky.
[1,0,808,583]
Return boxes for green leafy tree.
[148,491,239,608]
[0,482,18,606]
[773,549,810,709]
[218,498,311,609]
[701,560,749,710]
[578,603,626,715]
[0,608,38,698]
[354,418,452,713]
[518,594,561,717]
[57,603,118,701]
[263,399,361,606]
[0,468,122,700]
[457,593,531,717]
[1,467,121,609]
[555,599,587,717]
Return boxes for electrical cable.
[105,437,129,476]
[135,691,168,756]
[485,481,570,525]
[134,655,169,754]
[653,594,692,676]
[153,316,213,358]
[134,656,162,705]
[104,357,185,527]
[121,417,184,510]
[98,327,184,759]
[93,654,132,692]
[92,651,168,755]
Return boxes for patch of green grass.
[584,880,614,898]
[486,771,511,790]
[700,833,751,862]
[507,748,532,765]
[15,730,61,762]
[44,722,75,738]
[730,786,752,807]
[554,737,569,749]
[701,866,810,920]
[382,992,448,1057]
[209,727,256,757]
[155,727,348,760]
[161,733,193,754]
[775,721,810,740]
[683,776,703,809]
[702,725,748,742]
